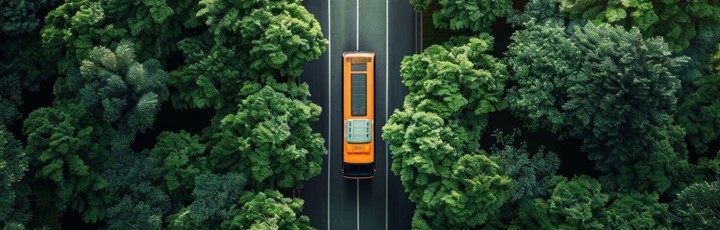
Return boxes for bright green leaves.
[445,154,511,227]
[561,0,720,51]
[409,0,432,12]
[240,4,327,78]
[547,176,608,229]
[170,41,236,109]
[41,0,200,73]
[383,35,509,228]
[222,190,313,230]
[603,192,671,229]
[506,21,688,180]
[42,0,118,73]
[172,0,327,110]
[150,131,208,199]
[713,44,720,72]
[673,180,720,229]
[23,104,113,223]
[515,176,671,229]
[210,84,325,189]
[401,35,507,121]
[432,0,512,32]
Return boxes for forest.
[1,0,720,229]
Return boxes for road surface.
[298,0,419,229]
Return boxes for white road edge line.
[327,0,331,229]
[385,0,389,229]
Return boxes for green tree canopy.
[673,179,720,229]
[506,21,687,173]
[0,0,58,35]
[41,0,201,73]
[489,130,560,205]
[408,0,432,12]
[221,190,313,230]
[432,0,513,32]
[103,150,169,230]
[507,0,564,26]
[561,0,720,51]
[23,103,114,222]
[171,0,327,110]
[167,173,247,229]
[61,41,169,150]
[210,84,325,189]
[0,72,21,125]
[149,131,208,200]
[0,126,28,226]
[514,176,670,229]
[678,44,720,153]
[383,35,510,229]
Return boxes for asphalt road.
[298,0,419,229]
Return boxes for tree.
[210,84,325,189]
[598,117,694,195]
[506,21,687,173]
[0,72,21,125]
[41,0,201,73]
[546,176,608,229]
[167,173,247,229]
[383,34,509,228]
[171,0,327,110]
[673,180,720,229]
[560,0,720,51]
[713,44,720,71]
[489,130,560,205]
[507,0,564,26]
[432,0,513,32]
[149,131,208,200]
[514,176,671,229]
[399,35,507,126]
[677,44,720,153]
[408,0,432,12]
[221,190,313,230]
[103,150,170,230]
[23,103,114,222]
[603,192,670,229]
[0,0,59,35]
[0,126,28,227]
[61,40,169,151]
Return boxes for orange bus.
[341,51,376,179]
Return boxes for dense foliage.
[383,35,512,229]
[431,0,513,32]
[2,0,326,228]
[383,0,720,227]
[0,126,28,227]
[2,0,720,228]
[210,84,325,189]
[678,45,720,153]
[561,0,720,51]
[505,21,694,194]
[673,179,720,228]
